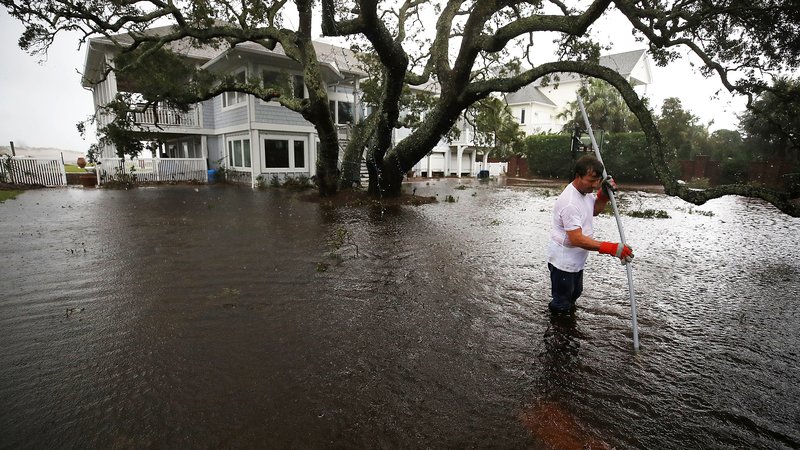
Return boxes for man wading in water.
[547,155,634,315]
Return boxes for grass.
[64,164,88,173]
[0,190,23,202]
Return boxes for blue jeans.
[548,263,583,313]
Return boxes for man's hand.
[598,241,634,263]
[596,176,617,203]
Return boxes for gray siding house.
[82,27,365,186]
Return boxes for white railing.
[133,104,200,127]
[97,158,208,184]
[0,157,66,186]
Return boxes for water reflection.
[1,182,799,449]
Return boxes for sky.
[0,7,748,153]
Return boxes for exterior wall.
[207,135,224,166]
[254,103,311,127]
[510,103,560,135]
[215,96,249,130]
[202,99,215,129]
[536,80,581,131]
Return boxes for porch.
[134,104,201,128]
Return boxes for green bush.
[521,134,573,179]
[521,132,659,182]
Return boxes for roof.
[83,23,364,86]
[599,49,647,79]
[504,49,649,105]
[504,84,557,106]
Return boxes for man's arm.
[566,228,634,262]
[566,228,602,251]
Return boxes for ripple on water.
[1,184,799,448]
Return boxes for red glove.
[599,241,634,262]
[596,176,617,202]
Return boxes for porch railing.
[97,158,208,184]
[133,104,200,127]
[0,157,67,186]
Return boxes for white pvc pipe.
[577,96,640,352]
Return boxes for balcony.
[133,104,200,128]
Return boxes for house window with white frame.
[329,100,354,125]
[263,71,306,99]
[227,136,252,169]
[520,109,526,124]
[263,135,307,170]
[222,70,247,109]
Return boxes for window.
[262,71,305,99]
[294,140,305,168]
[520,109,526,124]
[264,136,307,169]
[227,137,251,169]
[223,70,247,108]
[293,75,305,99]
[329,100,354,124]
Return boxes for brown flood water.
[1,179,799,449]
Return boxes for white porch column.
[426,153,432,178]
[201,136,208,160]
[250,129,260,189]
[444,147,451,177]
[457,146,464,178]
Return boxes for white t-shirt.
[548,182,596,272]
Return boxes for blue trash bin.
[207,169,217,183]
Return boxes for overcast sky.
[0,7,747,153]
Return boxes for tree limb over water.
[3,0,798,215]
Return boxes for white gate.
[96,158,208,184]
[0,157,67,186]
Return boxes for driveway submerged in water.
[1,180,799,449]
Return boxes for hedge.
[521,132,659,182]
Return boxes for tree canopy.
[558,78,641,133]
[3,0,800,215]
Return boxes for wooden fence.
[0,157,67,186]
[96,158,208,184]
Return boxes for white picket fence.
[0,157,67,186]
[97,158,208,184]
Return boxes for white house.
[82,26,366,186]
[409,49,653,179]
[505,49,653,135]
[83,31,651,184]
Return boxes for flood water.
[1,179,799,449]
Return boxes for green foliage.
[521,132,658,182]
[657,97,708,161]
[626,209,670,219]
[738,77,800,161]
[685,177,711,189]
[0,190,23,202]
[464,97,525,160]
[282,175,312,190]
[521,134,574,179]
[559,79,641,133]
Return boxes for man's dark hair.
[574,155,604,178]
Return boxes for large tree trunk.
[316,130,340,196]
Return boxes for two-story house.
[82,26,365,186]
[408,50,653,179]
[506,49,653,135]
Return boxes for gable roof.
[504,84,556,106]
[504,49,650,106]
[82,23,364,86]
